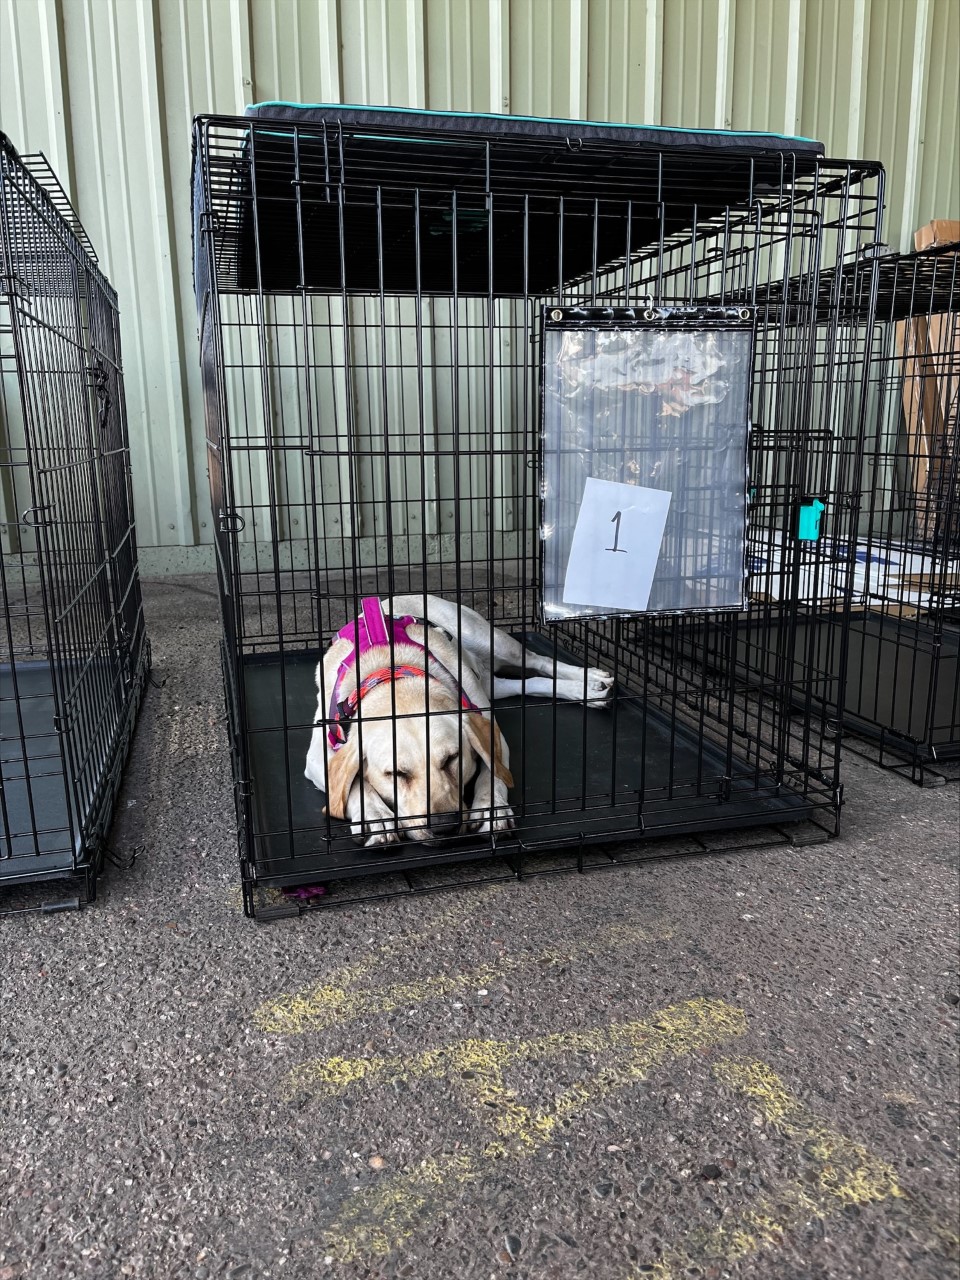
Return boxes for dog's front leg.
[304,725,329,789]
[346,780,401,848]
[468,768,515,834]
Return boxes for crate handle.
[20,506,50,527]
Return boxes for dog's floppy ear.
[465,712,513,788]
[325,734,361,819]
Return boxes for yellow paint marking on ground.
[637,1180,825,1280]
[469,997,745,1159]
[713,1058,904,1207]
[323,1153,482,1262]
[639,1176,893,1280]
[634,1059,959,1280]
[318,999,746,1262]
[253,889,503,1034]
[255,919,673,1036]
[288,996,744,1105]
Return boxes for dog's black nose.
[428,811,461,834]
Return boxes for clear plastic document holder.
[540,306,754,621]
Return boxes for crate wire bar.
[192,105,883,918]
[0,133,149,906]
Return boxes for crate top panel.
[832,243,959,323]
[1,132,112,302]
[727,242,959,325]
[869,244,959,320]
[192,104,825,298]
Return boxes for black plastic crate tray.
[1,662,78,879]
[239,635,814,887]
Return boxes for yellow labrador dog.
[304,594,614,847]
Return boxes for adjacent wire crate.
[846,245,959,782]
[674,244,958,786]
[192,105,883,917]
[0,134,149,908]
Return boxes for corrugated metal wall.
[2,0,957,568]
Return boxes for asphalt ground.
[1,575,958,1280]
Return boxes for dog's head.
[326,681,511,842]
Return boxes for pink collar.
[325,598,478,751]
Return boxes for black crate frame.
[672,244,959,786]
[192,108,884,918]
[0,134,149,908]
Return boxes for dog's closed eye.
[384,768,411,781]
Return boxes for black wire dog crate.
[674,244,958,785]
[841,245,959,781]
[0,134,149,907]
[192,105,883,916]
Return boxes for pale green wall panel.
[661,0,734,130]
[730,0,802,136]
[0,0,74,191]
[508,0,588,118]
[799,0,869,158]
[156,0,255,551]
[60,0,195,549]
[340,0,425,107]
[425,0,507,112]
[863,0,932,250]
[585,0,662,125]
[248,0,342,105]
[1,0,957,566]
[916,0,960,235]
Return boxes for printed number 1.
[606,510,627,553]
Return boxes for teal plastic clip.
[797,498,826,541]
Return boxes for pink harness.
[326,597,477,751]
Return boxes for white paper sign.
[562,477,671,613]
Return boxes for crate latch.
[218,509,245,534]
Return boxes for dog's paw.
[584,667,615,703]
[557,668,615,705]
[469,805,516,834]
[365,829,402,848]
[351,818,401,848]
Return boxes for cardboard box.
[895,300,959,543]
[914,220,960,251]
